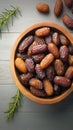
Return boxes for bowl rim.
[10,21,73,104]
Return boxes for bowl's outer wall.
[10,22,73,104]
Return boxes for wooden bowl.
[10,22,73,104]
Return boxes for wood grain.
[0,0,73,129]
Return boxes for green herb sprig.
[0,5,21,33]
[5,89,22,119]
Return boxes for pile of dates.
[15,27,73,98]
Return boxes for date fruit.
[54,0,63,17]
[65,66,73,79]
[60,45,69,62]
[40,53,54,69]
[52,32,60,45]
[46,66,55,81]
[54,76,71,87]
[54,59,64,76]
[30,86,46,97]
[20,73,33,83]
[62,14,73,29]
[35,64,45,79]
[18,35,34,53]
[68,45,73,55]
[36,3,49,13]
[32,54,45,63]
[43,79,54,96]
[68,55,73,65]
[60,34,69,45]
[27,41,38,56]
[48,43,59,58]
[25,58,35,73]
[34,36,45,44]
[16,53,28,60]
[64,0,72,8]
[54,84,61,95]
[29,78,43,89]
[35,27,50,37]
[15,58,27,73]
[45,35,52,44]
[31,44,47,54]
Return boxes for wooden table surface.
[0,0,73,130]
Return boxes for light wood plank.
[0,0,72,34]
[0,0,73,130]
[0,33,20,60]
[0,60,14,84]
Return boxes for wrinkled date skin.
[60,34,69,45]
[35,64,45,79]
[60,45,69,62]
[54,0,63,17]
[32,54,45,63]
[34,36,45,44]
[31,44,47,55]
[30,86,46,97]
[62,14,73,30]
[45,35,52,44]
[52,32,60,45]
[54,76,71,87]
[29,78,43,89]
[25,58,35,73]
[54,59,64,76]
[15,26,73,98]
[18,35,34,53]
[46,66,55,81]
[20,73,33,83]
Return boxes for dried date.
[20,73,33,83]
[48,43,59,58]
[34,36,45,44]
[32,54,45,63]
[18,35,34,53]
[65,66,73,79]
[52,32,60,45]
[60,45,69,62]
[43,79,54,96]
[40,53,54,70]
[46,66,55,81]
[35,64,45,79]
[54,59,64,76]
[31,44,47,55]
[29,78,43,89]
[54,76,71,87]
[25,58,35,73]
[30,86,46,97]
[68,55,73,65]
[45,35,52,44]
[60,34,69,45]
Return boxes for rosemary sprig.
[0,5,21,33]
[5,89,22,119]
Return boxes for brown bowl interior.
[10,22,73,104]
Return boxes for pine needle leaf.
[5,89,22,120]
[0,6,21,35]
